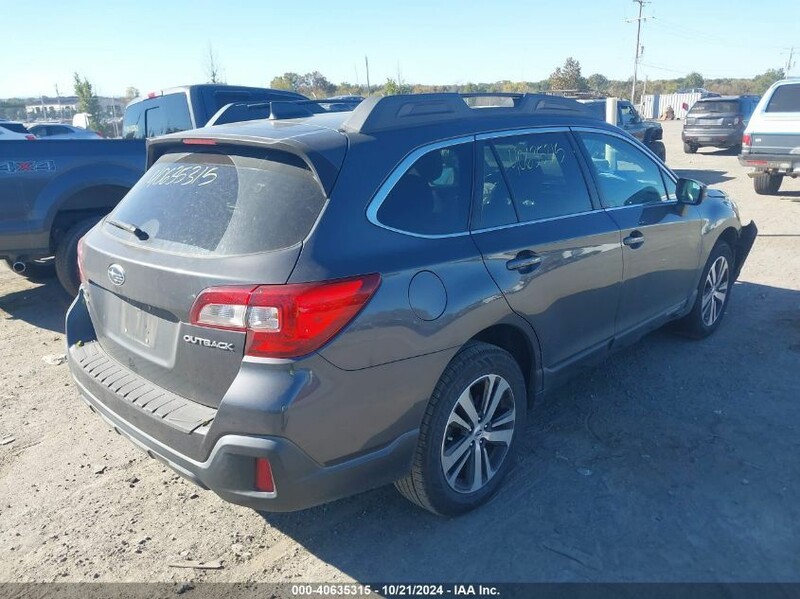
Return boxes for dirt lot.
[1,121,799,585]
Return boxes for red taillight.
[183,138,217,145]
[255,458,275,493]
[189,274,381,359]
[742,133,752,147]
[25,134,37,140]
[77,237,87,285]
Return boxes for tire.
[395,341,527,516]
[676,242,734,338]
[683,142,697,154]
[650,141,666,162]
[753,173,782,195]
[55,217,100,296]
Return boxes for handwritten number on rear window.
[144,165,218,187]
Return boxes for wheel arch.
[467,321,542,406]
[48,184,130,252]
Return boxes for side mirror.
[676,178,706,205]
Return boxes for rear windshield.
[688,101,739,114]
[106,149,326,255]
[0,123,30,134]
[766,85,800,112]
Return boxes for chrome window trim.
[476,126,569,140]
[365,135,475,240]
[470,208,602,235]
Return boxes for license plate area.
[121,303,158,348]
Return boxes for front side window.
[376,143,473,235]
[577,132,669,208]
[487,132,593,222]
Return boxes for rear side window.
[107,150,325,255]
[377,143,473,235]
[145,94,193,137]
[488,132,593,222]
[766,85,800,112]
[123,93,193,139]
[122,102,145,139]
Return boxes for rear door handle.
[623,231,645,248]
[506,252,542,272]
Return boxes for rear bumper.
[739,153,800,176]
[734,221,758,281]
[682,129,742,147]
[65,289,423,512]
[71,369,417,512]
[0,228,51,262]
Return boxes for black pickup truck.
[0,84,306,294]
[580,98,666,161]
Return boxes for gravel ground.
[1,121,799,585]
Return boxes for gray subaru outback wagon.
[66,93,756,516]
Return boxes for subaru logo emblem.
[107,264,125,286]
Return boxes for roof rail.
[341,93,591,134]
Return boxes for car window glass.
[377,143,473,235]
[766,84,800,112]
[661,172,677,201]
[473,145,517,229]
[489,132,593,222]
[122,102,145,139]
[620,104,638,125]
[577,132,669,207]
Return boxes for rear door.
[573,129,702,335]
[81,143,334,408]
[470,129,623,375]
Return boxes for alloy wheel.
[440,374,516,494]
[702,255,729,326]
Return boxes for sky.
[2,0,798,98]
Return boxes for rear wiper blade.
[107,218,149,241]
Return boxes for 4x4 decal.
[0,160,56,174]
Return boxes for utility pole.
[786,47,795,75]
[365,56,371,96]
[628,0,649,105]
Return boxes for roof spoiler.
[341,93,592,135]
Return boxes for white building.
[25,96,124,120]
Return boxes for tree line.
[1,58,787,123]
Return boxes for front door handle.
[623,231,645,248]
[506,252,542,272]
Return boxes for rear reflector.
[255,458,275,493]
[77,237,87,285]
[190,274,381,359]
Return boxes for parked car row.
[65,92,756,516]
